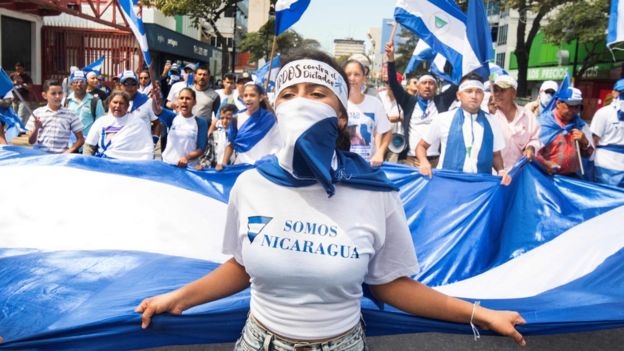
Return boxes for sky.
[290,0,398,54]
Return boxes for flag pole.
[575,139,585,177]
[10,87,33,121]
[264,35,278,94]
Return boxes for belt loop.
[262,332,274,351]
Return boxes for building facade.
[334,38,365,59]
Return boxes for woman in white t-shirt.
[160,88,208,168]
[344,60,392,166]
[83,91,153,160]
[136,50,527,350]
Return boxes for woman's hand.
[135,290,187,329]
[476,307,526,346]
[498,169,512,186]
[177,156,189,168]
[370,152,384,167]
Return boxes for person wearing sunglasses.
[119,70,162,149]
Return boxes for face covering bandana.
[539,91,554,107]
[256,97,397,197]
[275,97,338,180]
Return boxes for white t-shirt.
[166,81,187,103]
[222,170,419,340]
[409,99,439,157]
[424,109,505,173]
[591,104,624,170]
[162,114,200,166]
[233,110,282,165]
[129,97,158,125]
[85,114,153,160]
[347,95,392,160]
[213,120,232,165]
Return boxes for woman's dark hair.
[280,49,351,151]
[179,87,196,100]
[243,82,269,110]
[108,90,131,106]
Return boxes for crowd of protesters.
[1,47,623,188]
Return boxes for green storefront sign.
[509,63,614,81]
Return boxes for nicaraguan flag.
[430,54,454,83]
[607,0,624,47]
[0,67,13,98]
[82,55,105,74]
[1,148,623,349]
[488,62,507,79]
[404,40,436,75]
[395,0,492,83]
[253,56,280,92]
[275,0,311,35]
[118,0,151,66]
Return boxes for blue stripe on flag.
[0,67,13,97]
[275,0,311,35]
[118,0,151,66]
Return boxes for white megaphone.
[388,121,407,154]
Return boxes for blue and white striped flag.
[253,56,280,92]
[608,0,624,48]
[395,0,492,84]
[275,0,311,35]
[404,40,436,75]
[0,67,13,98]
[82,55,105,74]
[118,0,151,66]
[1,148,623,349]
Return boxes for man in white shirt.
[416,73,510,185]
[591,78,624,187]
[119,70,162,145]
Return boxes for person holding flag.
[118,70,162,148]
[590,78,624,187]
[136,49,527,350]
[536,86,594,177]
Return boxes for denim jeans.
[233,316,367,351]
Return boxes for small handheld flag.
[83,55,105,74]
[0,67,13,98]
[118,0,151,66]
[608,0,624,48]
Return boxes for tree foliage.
[239,17,320,62]
[394,28,419,74]
[542,0,610,84]
[504,0,571,96]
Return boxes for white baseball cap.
[494,75,518,90]
[540,80,558,92]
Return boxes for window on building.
[496,52,506,68]
[497,25,508,45]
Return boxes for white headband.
[417,74,436,83]
[275,59,349,110]
[458,80,485,92]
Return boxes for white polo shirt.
[424,109,505,173]
[222,169,419,340]
[591,104,624,170]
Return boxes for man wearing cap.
[526,80,558,116]
[416,73,510,185]
[385,43,451,166]
[233,72,252,112]
[64,70,105,138]
[536,87,593,176]
[166,63,197,109]
[589,78,624,187]
[119,70,162,146]
[62,66,79,98]
[492,75,541,169]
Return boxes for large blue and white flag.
[118,0,151,66]
[82,54,105,74]
[275,0,311,35]
[404,40,436,75]
[1,147,623,350]
[395,0,492,83]
[607,0,624,48]
[0,67,13,98]
[253,56,281,92]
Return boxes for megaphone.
[388,121,407,154]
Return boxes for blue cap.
[69,70,87,82]
[119,70,138,83]
[614,78,624,92]
[558,87,583,106]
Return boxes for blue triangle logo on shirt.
[247,216,273,243]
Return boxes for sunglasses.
[123,80,138,86]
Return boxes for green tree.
[143,0,243,75]
[239,17,320,62]
[394,27,418,74]
[542,0,610,85]
[504,0,571,97]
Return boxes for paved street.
[146,328,624,351]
